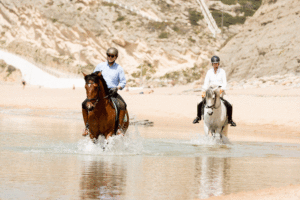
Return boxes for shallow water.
[1,108,300,200]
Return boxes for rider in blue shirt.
[93,57,126,90]
[82,47,127,136]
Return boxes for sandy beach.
[1,83,300,199]
[2,83,300,143]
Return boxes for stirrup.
[193,117,200,124]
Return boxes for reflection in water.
[80,157,127,199]
[79,156,231,199]
[195,157,230,199]
[1,111,300,199]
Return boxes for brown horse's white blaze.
[82,72,129,142]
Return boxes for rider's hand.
[201,91,206,98]
[220,89,223,94]
[110,87,118,96]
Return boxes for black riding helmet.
[211,56,220,63]
[106,47,118,57]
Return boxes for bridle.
[86,83,110,107]
[206,90,221,110]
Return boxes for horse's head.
[205,85,221,115]
[83,71,110,111]
[205,88,215,115]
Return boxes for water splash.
[23,126,143,156]
[188,133,232,146]
[77,126,144,155]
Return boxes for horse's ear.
[82,72,87,77]
[96,71,102,76]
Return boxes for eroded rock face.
[220,0,300,82]
[0,59,22,82]
[0,0,225,86]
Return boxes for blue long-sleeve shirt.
[93,61,126,89]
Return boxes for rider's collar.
[106,61,117,67]
[213,67,220,73]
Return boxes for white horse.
[203,86,228,139]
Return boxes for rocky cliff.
[0,0,223,86]
[0,59,22,82]
[220,0,300,82]
[0,0,262,86]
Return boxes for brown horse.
[82,71,129,141]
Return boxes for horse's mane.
[85,72,110,95]
[206,85,219,98]
[206,86,214,98]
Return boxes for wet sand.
[1,83,300,199]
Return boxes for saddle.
[111,97,126,111]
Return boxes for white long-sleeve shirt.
[202,67,227,91]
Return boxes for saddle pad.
[111,98,126,110]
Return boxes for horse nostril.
[88,106,94,111]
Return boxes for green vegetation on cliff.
[211,0,262,27]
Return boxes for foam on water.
[187,132,232,146]
[77,130,144,155]
[26,126,144,156]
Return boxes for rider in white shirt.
[193,56,236,126]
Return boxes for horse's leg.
[222,125,228,137]
[82,106,89,136]
[88,122,100,143]
[105,131,114,140]
[215,128,223,139]
[117,110,126,136]
[89,133,97,144]
[204,123,209,137]
[123,110,129,132]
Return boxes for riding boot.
[193,100,204,124]
[221,98,237,127]
[82,99,90,136]
[116,93,127,109]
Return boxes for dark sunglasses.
[107,54,115,58]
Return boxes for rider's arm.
[117,67,126,90]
